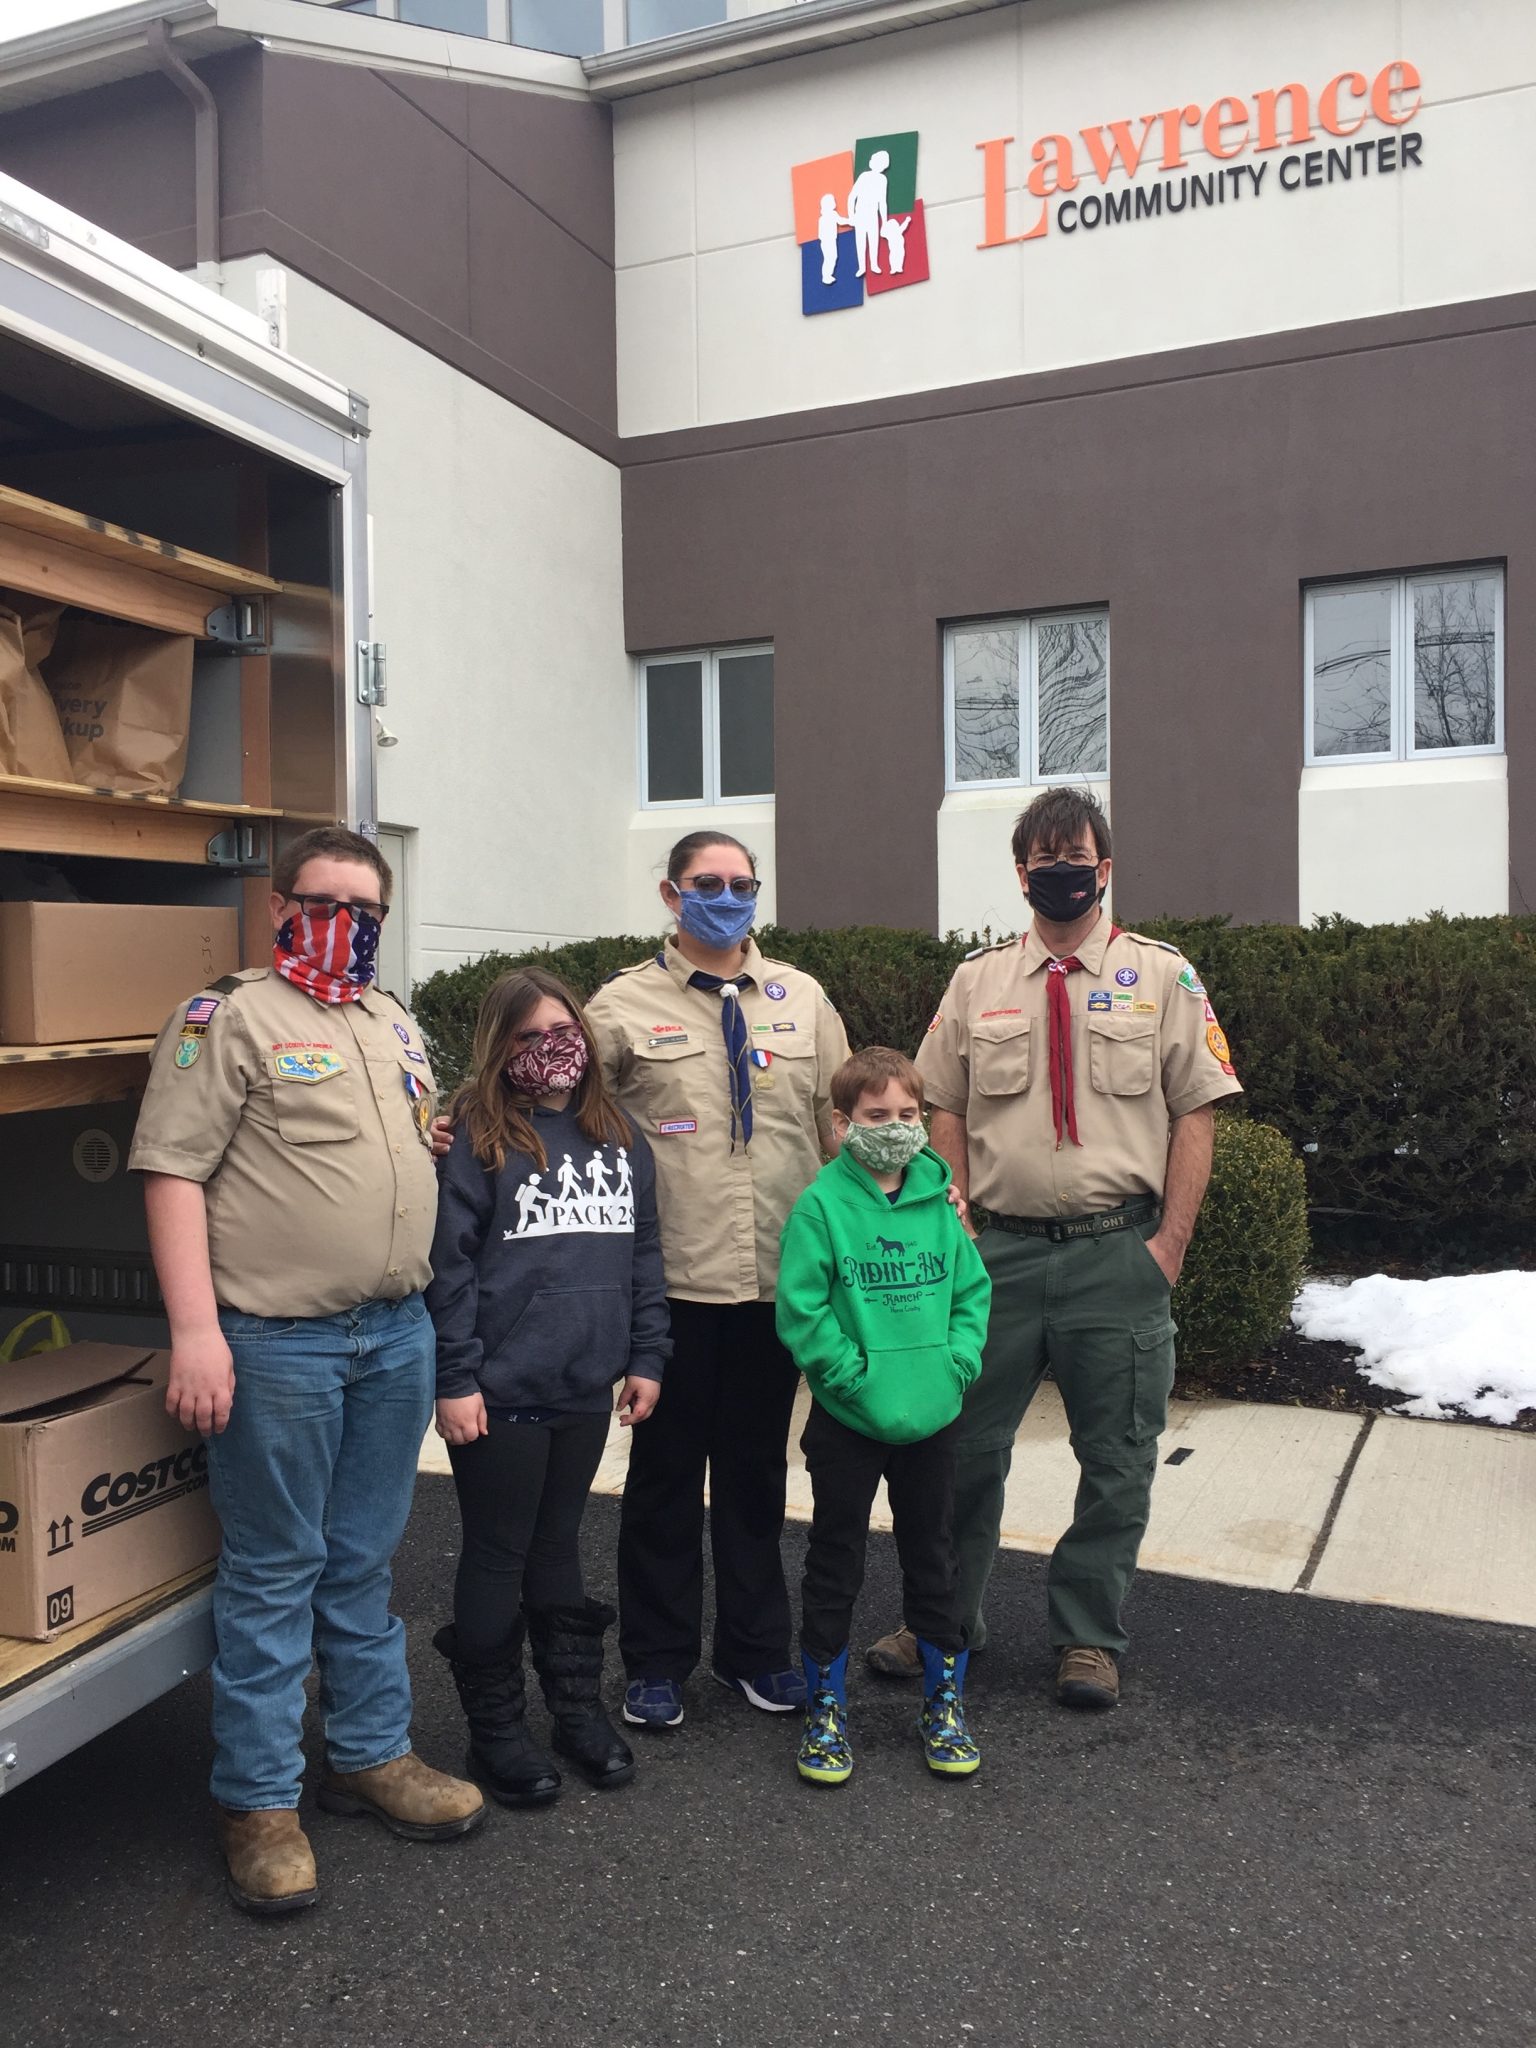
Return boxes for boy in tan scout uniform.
[868,789,1242,1707]
[130,826,481,1916]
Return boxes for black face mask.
[1025,861,1103,925]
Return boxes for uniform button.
[388,1267,399,1277]
[397,1207,407,1217]
[394,1144,401,1154]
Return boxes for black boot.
[526,1599,636,1790]
[433,1621,562,1808]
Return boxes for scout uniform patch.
[271,1048,347,1082]
[174,1034,200,1069]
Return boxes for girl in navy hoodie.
[428,967,670,1807]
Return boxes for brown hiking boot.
[865,1624,922,1679]
[217,1806,320,1917]
[317,1751,486,1841]
[1056,1646,1120,1710]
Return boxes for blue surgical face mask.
[672,885,757,949]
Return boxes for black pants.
[618,1298,800,1682]
[446,1411,610,1661]
[799,1400,964,1665]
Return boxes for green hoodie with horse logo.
[776,1144,992,1445]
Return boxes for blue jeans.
[206,1295,434,1811]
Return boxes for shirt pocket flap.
[1087,1015,1157,1097]
[971,1014,1030,1097]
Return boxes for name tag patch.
[980,1009,1022,1020]
[649,1034,689,1048]
[272,1049,347,1083]
[657,1118,698,1135]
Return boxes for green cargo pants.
[954,1216,1176,1655]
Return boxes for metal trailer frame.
[0,174,371,1792]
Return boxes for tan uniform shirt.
[586,938,849,1304]
[915,918,1242,1217]
[128,968,440,1318]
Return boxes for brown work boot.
[865,1624,922,1679]
[317,1750,486,1841]
[1056,1645,1120,1710]
[217,1806,320,1917]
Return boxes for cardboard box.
[0,1342,220,1639]
[0,900,239,1043]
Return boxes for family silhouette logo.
[790,129,930,315]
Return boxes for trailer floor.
[2,1484,1533,2048]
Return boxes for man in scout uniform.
[130,825,482,1916]
[868,788,1242,1708]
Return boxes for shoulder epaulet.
[601,957,661,985]
[207,968,266,997]
[1118,932,1181,955]
[963,937,1016,961]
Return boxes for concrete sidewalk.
[420,1385,1536,1630]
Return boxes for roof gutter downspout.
[147,18,221,290]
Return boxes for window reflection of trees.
[1038,618,1107,775]
[952,630,1020,782]
[1414,577,1496,750]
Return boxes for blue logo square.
[801,231,864,316]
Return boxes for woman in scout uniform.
[130,826,482,1917]
[584,831,849,1732]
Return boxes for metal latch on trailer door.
[205,822,269,871]
[204,598,268,651]
[356,641,387,707]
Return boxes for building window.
[640,647,774,807]
[512,0,604,53]
[399,0,487,29]
[1306,567,1503,763]
[627,0,728,42]
[945,613,1108,790]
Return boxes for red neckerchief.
[1043,924,1120,1150]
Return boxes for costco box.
[0,900,238,1042]
[0,1343,220,1639]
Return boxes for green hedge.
[1172,1118,1310,1368]
[412,912,1536,1247]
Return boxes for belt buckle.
[1047,1220,1068,1244]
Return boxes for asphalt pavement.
[2,1481,1533,2048]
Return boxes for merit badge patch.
[1206,1023,1232,1064]
[1178,966,1207,997]
[185,996,220,1027]
[173,1034,200,1069]
[658,1118,698,1135]
[1087,991,1112,1012]
[1114,967,1138,988]
[764,982,788,1001]
[272,1049,347,1083]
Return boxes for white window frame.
[944,610,1110,792]
[637,643,774,810]
[1304,565,1504,767]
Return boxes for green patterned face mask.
[841,1117,927,1174]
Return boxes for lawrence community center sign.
[793,58,1425,315]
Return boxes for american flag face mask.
[273,904,381,1004]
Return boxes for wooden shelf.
[0,774,280,866]
[0,1038,153,1117]
[0,481,281,639]
[0,1563,214,1698]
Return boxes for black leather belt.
[987,1198,1161,1244]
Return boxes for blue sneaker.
[622,1679,684,1730]
[711,1666,807,1713]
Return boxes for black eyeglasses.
[681,874,761,901]
[287,894,390,923]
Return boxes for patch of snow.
[1293,1272,1536,1426]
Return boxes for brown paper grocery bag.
[45,613,195,796]
[0,592,71,782]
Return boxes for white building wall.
[222,257,632,989]
[1298,757,1509,925]
[612,0,1536,435]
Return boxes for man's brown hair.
[273,825,393,903]
[451,967,632,1173]
[1010,787,1111,868]
[831,1045,926,1118]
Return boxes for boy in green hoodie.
[777,1047,991,1786]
